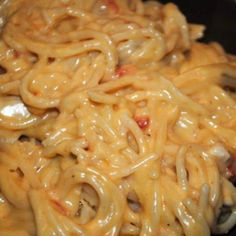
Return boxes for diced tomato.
[135,116,150,130]
[13,50,30,59]
[228,158,236,177]
[13,50,21,58]
[115,64,136,77]
[31,90,41,97]
[51,199,68,216]
[103,0,119,13]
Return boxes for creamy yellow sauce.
[0,1,236,236]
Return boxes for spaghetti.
[0,0,236,236]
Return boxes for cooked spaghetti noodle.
[0,0,236,236]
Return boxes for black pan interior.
[159,0,236,54]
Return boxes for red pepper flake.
[135,116,150,130]
[115,64,136,78]
[103,0,119,13]
[51,199,68,216]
